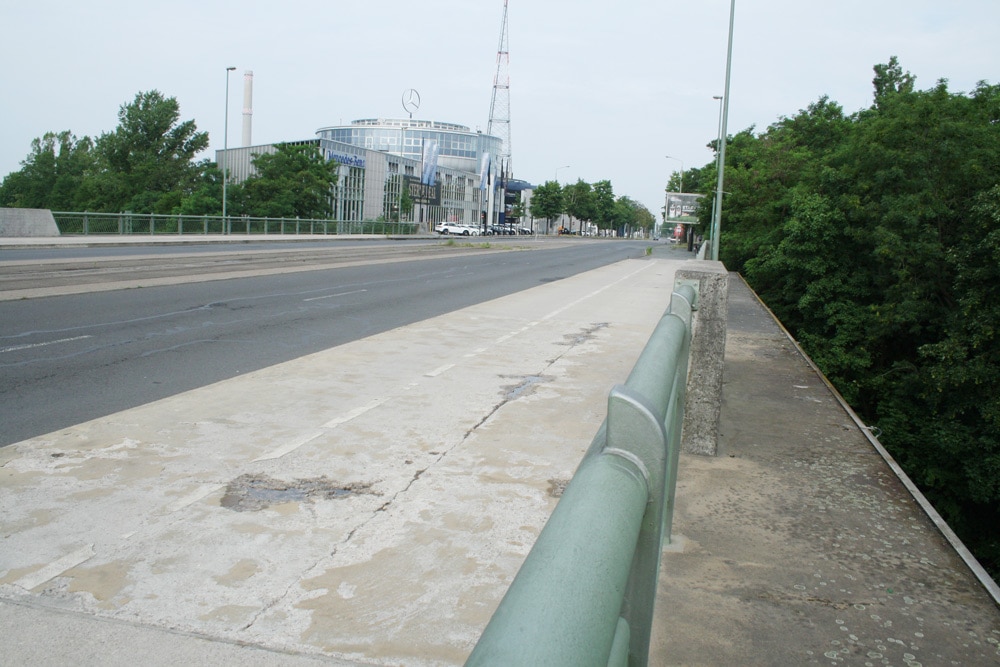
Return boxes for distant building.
[217,119,513,230]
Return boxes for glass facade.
[317,119,501,173]
[217,119,505,228]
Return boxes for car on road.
[435,222,481,236]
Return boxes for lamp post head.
[227,66,236,71]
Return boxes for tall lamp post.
[222,66,236,233]
[710,95,724,243]
[553,165,570,236]
[711,0,736,262]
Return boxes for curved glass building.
[218,118,513,229]
[317,119,502,174]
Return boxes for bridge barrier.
[466,278,706,667]
[48,211,420,236]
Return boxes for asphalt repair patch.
[220,473,381,511]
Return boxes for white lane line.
[322,398,386,428]
[252,263,654,462]
[14,544,95,591]
[303,289,368,302]
[165,484,225,513]
[425,363,455,378]
[252,398,390,463]
[0,335,93,354]
[541,262,655,321]
[253,431,325,462]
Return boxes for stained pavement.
[1,240,998,665]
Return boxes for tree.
[872,55,916,109]
[708,59,1000,577]
[0,131,94,210]
[80,91,209,213]
[529,180,564,228]
[591,180,616,232]
[176,161,223,216]
[610,196,653,237]
[399,187,414,222]
[564,179,595,232]
[231,143,339,219]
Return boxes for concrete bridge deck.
[1,239,998,665]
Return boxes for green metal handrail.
[49,212,420,236]
[466,282,698,667]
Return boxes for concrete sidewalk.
[0,256,689,665]
[652,275,1000,665]
[2,255,998,665]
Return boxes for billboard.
[664,192,704,222]
[403,175,441,206]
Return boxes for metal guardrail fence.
[465,281,699,667]
[50,212,420,237]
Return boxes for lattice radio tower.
[487,0,512,175]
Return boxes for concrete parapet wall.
[677,261,729,456]
[0,208,60,237]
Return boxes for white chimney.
[242,70,253,147]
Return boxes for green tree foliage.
[0,131,94,210]
[530,180,564,223]
[591,180,616,231]
[175,161,223,216]
[81,91,209,213]
[564,179,596,231]
[613,196,654,235]
[713,58,1000,575]
[230,143,338,219]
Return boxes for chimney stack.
[242,70,253,147]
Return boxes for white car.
[436,222,480,236]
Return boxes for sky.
[3,1,999,218]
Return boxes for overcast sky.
[3,1,998,216]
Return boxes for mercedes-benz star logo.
[402,89,421,116]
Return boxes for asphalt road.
[0,239,684,446]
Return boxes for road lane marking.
[425,363,455,377]
[0,335,93,354]
[164,484,226,513]
[540,262,654,321]
[322,398,386,428]
[303,289,368,302]
[14,544,95,591]
[253,431,325,462]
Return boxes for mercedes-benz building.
[218,118,509,229]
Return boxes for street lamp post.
[711,0,736,262]
[710,95,724,246]
[554,165,570,235]
[222,66,236,233]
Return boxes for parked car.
[436,222,480,236]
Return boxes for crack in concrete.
[239,321,613,631]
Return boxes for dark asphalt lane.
[0,241,690,446]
